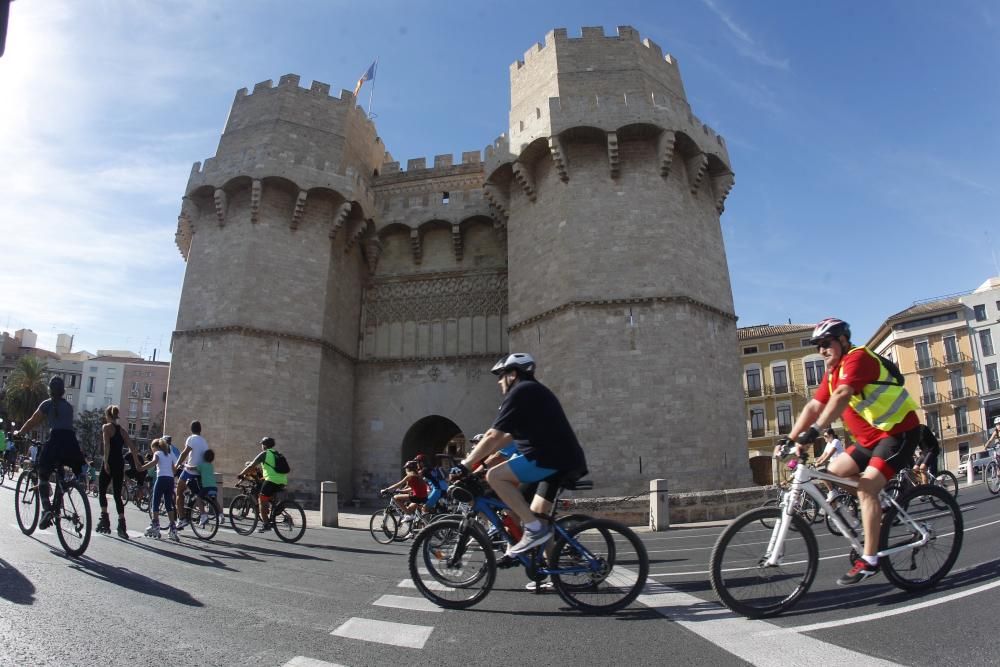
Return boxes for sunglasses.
[815,338,836,351]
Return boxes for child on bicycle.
[381,460,428,528]
[195,449,219,527]
[139,438,180,541]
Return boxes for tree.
[74,408,105,461]
[4,356,48,429]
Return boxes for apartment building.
[739,324,838,484]
[960,277,1000,428]
[118,359,170,446]
[869,295,983,470]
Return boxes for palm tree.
[5,355,49,428]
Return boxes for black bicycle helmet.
[260,436,276,448]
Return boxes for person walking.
[97,405,141,538]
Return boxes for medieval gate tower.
[167,26,750,501]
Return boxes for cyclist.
[415,454,448,512]
[913,424,941,483]
[13,376,85,529]
[788,318,922,586]
[451,353,587,556]
[236,436,288,532]
[174,420,209,530]
[381,460,429,527]
[985,416,1000,450]
[97,404,141,538]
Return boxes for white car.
[957,449,995,476]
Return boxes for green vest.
[261,449,288,485]
[832,346,918,431]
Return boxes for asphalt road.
[1,477,999,667]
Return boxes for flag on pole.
[353,60,377,97]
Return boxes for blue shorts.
[179,470,201,483]
[426,484,442,508]
[506,453,557,484]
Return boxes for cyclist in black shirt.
[453,353,587,556]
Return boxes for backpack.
[267,450,291,474]
[872,352,905,386]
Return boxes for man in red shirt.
[787,318,922,585]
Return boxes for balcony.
[777,423,792,435]
[750,427,766,438]
[745,386,763,398]
[948,387,978,401]
[940,423,981,439]
[744,383,796,399]
[915,356,940,371]
[920,392,945,407]
[943,351,972,367]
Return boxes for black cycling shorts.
[846,427,920,479]
[260,481,285,498]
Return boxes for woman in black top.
[97,404,140,538]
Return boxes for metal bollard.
[650,478,670,531]
[967,463,975,486]
[321,481,339,527]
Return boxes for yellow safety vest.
[830,347,918,431]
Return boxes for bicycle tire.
[985,462,1000,495]
[228,494,259,535]
[55,484,92,558]
[825,494,860,537]
[369,510,398,544]
[710,507,818,618]
[190,498,221,540]
[120,484,130,509]
[880,484,962,592]
[759,498,780,528]
[14,470,40,535]
[408,518,495,609]
[136,491,151,513]
[272,500,306,543]
[933,470,958,498]
[551,518,648,614]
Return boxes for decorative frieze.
[363,271,508,325]
[213,188,228,226]
[250,179,262,224]
[607,132,620,179]
[511,161,536,201]
[658,130,676,178]
[548,136,569,182]
[290,190,308,230]
[686,152,708,194]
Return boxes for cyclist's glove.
[796,426,821,446]
[449,462,470,478]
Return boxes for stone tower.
[483,26,748,491]
[167,27,749,501]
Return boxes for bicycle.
[982,447,1000,494]
[709,459,963,618]
[408,473,649,614]
[177,485,221,540]
[228,476,307,543]
[14,463,92,558]
[884,466,959,510]
[369,491,405,544]
[759,477,822,529]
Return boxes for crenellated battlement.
[235,73,359,110]
[379,151,483,176]
[510,26,674,71]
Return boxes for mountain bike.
[178,486,221,540]
[228,476,306,543]
[884,466,959,510]
[982,448,1000,494]
[369,491,404,544]
[408,473,648,614]
[14,464,92,558]
[710,460,963,618]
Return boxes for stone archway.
[400,415,464,466]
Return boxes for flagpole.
[367,57,378,118]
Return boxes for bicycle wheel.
[758,498,780,528]
[15,470,40,535]
[551,518,648,614]
[272,500,306,543]
[799,494,822,524]
[408,518,495,609]
[228,494,259,535]
[369,510,398,544]
[136,490,151,513]
[55,484,92,558]
[190,499,221,540]
[120,484,130,509]
[825,494,860,537]
[880,484,962,592]
[710,507,818,618]
[934,470,959,500]
[985,462,1000,495]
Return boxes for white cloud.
[701,0,791,71]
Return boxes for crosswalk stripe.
[281,656,349,667]
[331,618,434,649]
[397,578,451,592]
[372,594,443,612]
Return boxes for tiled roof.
[884,296,961,323]
[737,324,813,341]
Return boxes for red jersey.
[813,347,919,447]
[405,474,428,497]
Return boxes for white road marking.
[637,579,901,666]
[281,657,349,667]
[372,594,443,612]
[398,578,451,592]
[331,618,433,649]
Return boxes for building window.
[745,368,762,397]
[915,340,932,369]
[441,192,450,204]
[804,359,825,386]
[130,381,139,397]
[768,342,784,352]
[955,406,969,434]
[69,375,77,388]
[949,370,964,398]
[800,338,812,347]
[127,422,136,436]
[743,346,758,355]
[89,366,97,373]
[776,404,792,434]
[750,408,765,438]
[87,376,96,393]
[129,400,138,418]
[66,392,74,403]
[926,410,940,436]
[772,366,788,393]
[104,378,114,395]
[107,367,115,376]
[140,424,149,438]
[141,401,151,419]
[920,375,936,403]
[943,335,959,363]
[987,363,999,393]
[975,304,987,321]
[981,329,995,357]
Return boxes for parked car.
[957,449,994,476]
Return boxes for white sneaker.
[175,519,189,530]
[168,528,180,542]
[525,579,554,591]
[505,522,553,556]
[401,515,413,523]
[199,514,210,527]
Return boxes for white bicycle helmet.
[490,352,536,376]
[809,317,850,344]
[994,416,1000,426]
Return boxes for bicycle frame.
[764,463,930,566]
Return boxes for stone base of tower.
[165,330,355,504]
[509,299,751,496]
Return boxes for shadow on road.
[0,557,36,605]
[68,557,203,607]
[116,537,239,571]
[209,538,334,561]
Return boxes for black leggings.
[99,463,125,515]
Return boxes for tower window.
[442,192,450,204]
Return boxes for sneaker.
[175,519,189,531]
[257,523,271,533]
[199,514,210,528]
[837,558,879,586]
[505,522,553,556]
[168,528,180,542]
[39,510,54,530]
[525,579,554,592]
[401,514,413,523]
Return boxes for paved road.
[1,478,999,666]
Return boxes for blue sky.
[2,1,998,358]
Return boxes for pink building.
[117,359,170,446]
